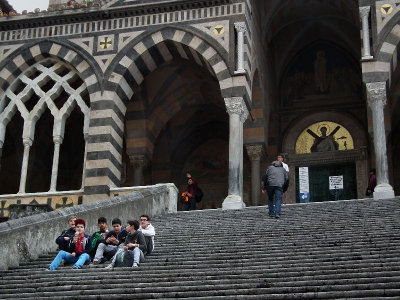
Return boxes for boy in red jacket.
[47,218,92,270]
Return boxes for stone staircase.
[1,198,400,299]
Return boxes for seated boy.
[47,218,92,270]
[90,217,109,258]
[55,216,77,251]
[105,219,147,269]
[138,214,155,254]
[92,218,127,264]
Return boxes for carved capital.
[245,144,264,161]
[359,6,371,19]
[366,82,387,106]
[129,154,147,168]
[224,97,249,121]
[234,22,247,33]
[22,138,32,147]
[53,135,63,144]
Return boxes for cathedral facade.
[0,0,397,218]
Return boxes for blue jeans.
[267,186,283,216]
[49,250,90,270]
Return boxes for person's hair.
[75,218,86,227]
[127,219,140,230]
[370,169,376,174]
[140,214,150,222]
[112,218,122,225]
[68,216,77,222]
[277,154,284,158]
[98,217,107,224]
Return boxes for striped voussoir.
[364,22,400,85]
[108,27,233,106]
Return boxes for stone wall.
[0,183,177,271]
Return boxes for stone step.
[1,198,399,299]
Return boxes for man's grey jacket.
[261,161,289,191]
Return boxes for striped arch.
[108,27,233,106]
[0,40,101,96]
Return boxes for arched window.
[0,58,90,194]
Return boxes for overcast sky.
[8,0,49,13]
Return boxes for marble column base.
[222,195,246,210]
[373,184,395,199]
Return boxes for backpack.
[114,250,135,268]
[195,187,203,202]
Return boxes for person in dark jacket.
[90,216,109,258]
[261,161,289,218]
[366,169,377,198]
[105,219,147,269]
[182,173,198,211]
[92,218,127,264]
[48,218,92,270]
[55,216,77,251]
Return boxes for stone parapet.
[0,183,177,270]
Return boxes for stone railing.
[0,183,177,270]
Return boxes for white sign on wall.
[298,167,309,202]
[329,175,343,190]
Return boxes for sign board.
[298,167,310,203]
[329,175,343,190]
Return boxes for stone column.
[245,144,264,206]
[360,6,373,60]
[49,136,63,192]
[81,133,88,190]
[0,141,3,170]
[129,154,147,186]
[222,97,248,209]
[366,82,395,199]
[234,22,247,74]
[18,138,32,194]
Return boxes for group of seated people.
[47,214,155,270]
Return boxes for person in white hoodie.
[138,214,155,254]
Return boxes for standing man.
[277,154,289,173]
[261,161,289,218]
[138,214,155,255]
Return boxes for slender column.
[222,97,248,209]
[49,136,63,192]
[366,82,394,199]
[234,22,247,74]
[18,138,32,194]
[245,144,264,206]
[129,154,147,186]
[0,141,3,170]
[81,133,88,190]
[360,6,373,60]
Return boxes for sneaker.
[92,261,99,265]
[269,214,275,218]
[105,264,113,270]
[275,215,280,219]
[45,268,52,271]
[72,265,79,269]
[132,263,138,268]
